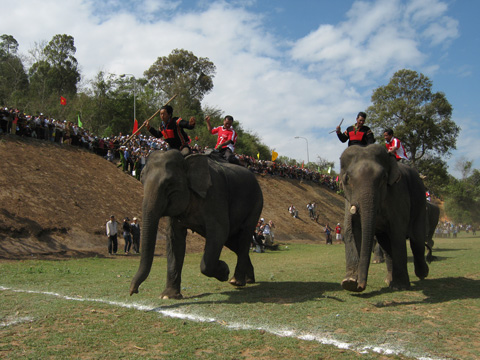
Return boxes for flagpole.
[121,94,177,146]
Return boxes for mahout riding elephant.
[425,202,440,263]
[339,144,429,292]
[129,150,263,299]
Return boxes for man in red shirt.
[205,115,239,164]
[383,128,408,161]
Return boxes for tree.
[367,69,460,166]
[144,48,215,113]
[29,34,81,112]
[415,156,450,197]
[444,169,480,225]
[0,35,28,107]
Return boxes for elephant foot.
[214,261,230,282]
[415,262,429,280]
[245,275,255,284]
[229,276,246,287]
[341,278,366,292]
[160,289,183,300]
[388,281,410,291]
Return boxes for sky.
[3,0,479,177]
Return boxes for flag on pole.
[271,151,278,162]
[132,119,138,134]
[60,96,67,106]
[77,113,83,128]
[257,152,260,159]
[328,166,332,174]
[301,161,304,169]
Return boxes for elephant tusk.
[350,205,357,214]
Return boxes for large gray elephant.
[339,144,429,292]
[129,150,263,299]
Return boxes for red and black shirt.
[337,124,375,146]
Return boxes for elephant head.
[339,144,401,291]
[130,150,212,295]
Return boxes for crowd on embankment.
[0,106,338,190]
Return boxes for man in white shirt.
[106,215,118,255]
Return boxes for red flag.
[60,96,67,106]
[301,161,304,169]
[132,119,138,134]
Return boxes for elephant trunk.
[129,211,161,295]
[355,195,377,291]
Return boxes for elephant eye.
[343,173,349,185]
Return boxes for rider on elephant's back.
[336,111,375,147]
[145,105,196,152]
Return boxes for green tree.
[367,69,460,166]
[415,156,450,198]
[444,169,480,225]
[0,34,28,106]
[144,48,215,114]
[29,34,81,113]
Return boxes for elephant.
[425,202,440,263]
[374,202,439,264]
[129,150,263,299]
[339,144,429,292]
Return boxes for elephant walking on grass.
[339,144,429,292]
[130,150,263,299]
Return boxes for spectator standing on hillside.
[335,223,342,242]
[336,112,375,147]
[145,105,196,153]
[324,223,333,245]
[307,203,314,220]
[130,217,140,254]
[123,217,132,254]
[205,115,239,164]
[383,128,408,161]
[289,205,298,218]
[106,215,118,255]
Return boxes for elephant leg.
[226,229,255,286]
[388,234,411,290]
[161,218,187,299]
[409,232,429,280]
[200,225,230,282]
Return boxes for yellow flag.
[272,151,278,162]
[257,152,260,159]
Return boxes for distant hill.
[0,135,344,259]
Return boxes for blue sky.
[4,0,479,177]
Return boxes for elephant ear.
[185,154,212,198]
[387,155,402,185]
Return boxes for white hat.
[337,223,340,225]
[260,218,264,222]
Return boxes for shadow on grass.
[153,281,344,310]
[354,277,480,305]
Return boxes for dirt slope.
[0,135,344,259]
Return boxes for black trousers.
[108,234,118,254]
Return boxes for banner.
[60,96,67,106]
[77,114,83,128]
[271,151,278,162]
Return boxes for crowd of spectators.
[0,106,339,191]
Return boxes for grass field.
[1,234,479,359]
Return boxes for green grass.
[1,234,479,359]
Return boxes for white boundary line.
[0,286,443,360]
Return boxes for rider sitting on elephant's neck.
[336,111,375,147]
[145,105,196,154]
